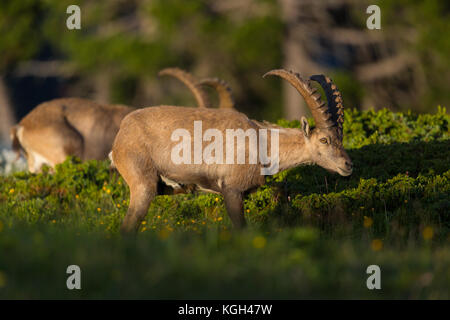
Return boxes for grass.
[0,108,449,299]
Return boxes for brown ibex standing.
[111,69,353,233]
[10,69,218,174]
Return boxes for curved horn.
[158,68,209,108]
[263,69,333,129]
[310,75,344,139]
[198,78,235,109]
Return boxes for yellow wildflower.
[363,216,373,228]
[423,227,433,241]
[252,236,266,249]
[371,239,383,251]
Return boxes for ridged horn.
[263,69,334,129]
[310,75,344,140]
[158,68,209,108]
[198,78,235,109]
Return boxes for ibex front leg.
[222,189,246,228]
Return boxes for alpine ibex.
[111,69,353,233]
[11,98,133,173]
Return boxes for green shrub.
[0,108,449,298]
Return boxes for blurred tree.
[0,0,448,144]
[380,0,450,112]
[277,0,450,115]
[39,0,283,118]
[0,0,46,142]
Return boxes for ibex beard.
[171,121,280,175]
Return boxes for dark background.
[0,0,449,142]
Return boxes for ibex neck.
[277,128,312,172]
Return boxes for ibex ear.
[301,116,310,138]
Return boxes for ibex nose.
[345,161,353,169]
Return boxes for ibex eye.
[319,138,328,144]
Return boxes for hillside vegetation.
[0,108,449,299]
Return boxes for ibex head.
[264,69,353,176]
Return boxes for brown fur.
[10,125,22,160]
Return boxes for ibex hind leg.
[222,189,246,229]
[121,180,157,234]
[114,150,158,234]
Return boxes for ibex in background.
[11,98,132,173]
[111,69,353,233]
[10,68,230,174]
